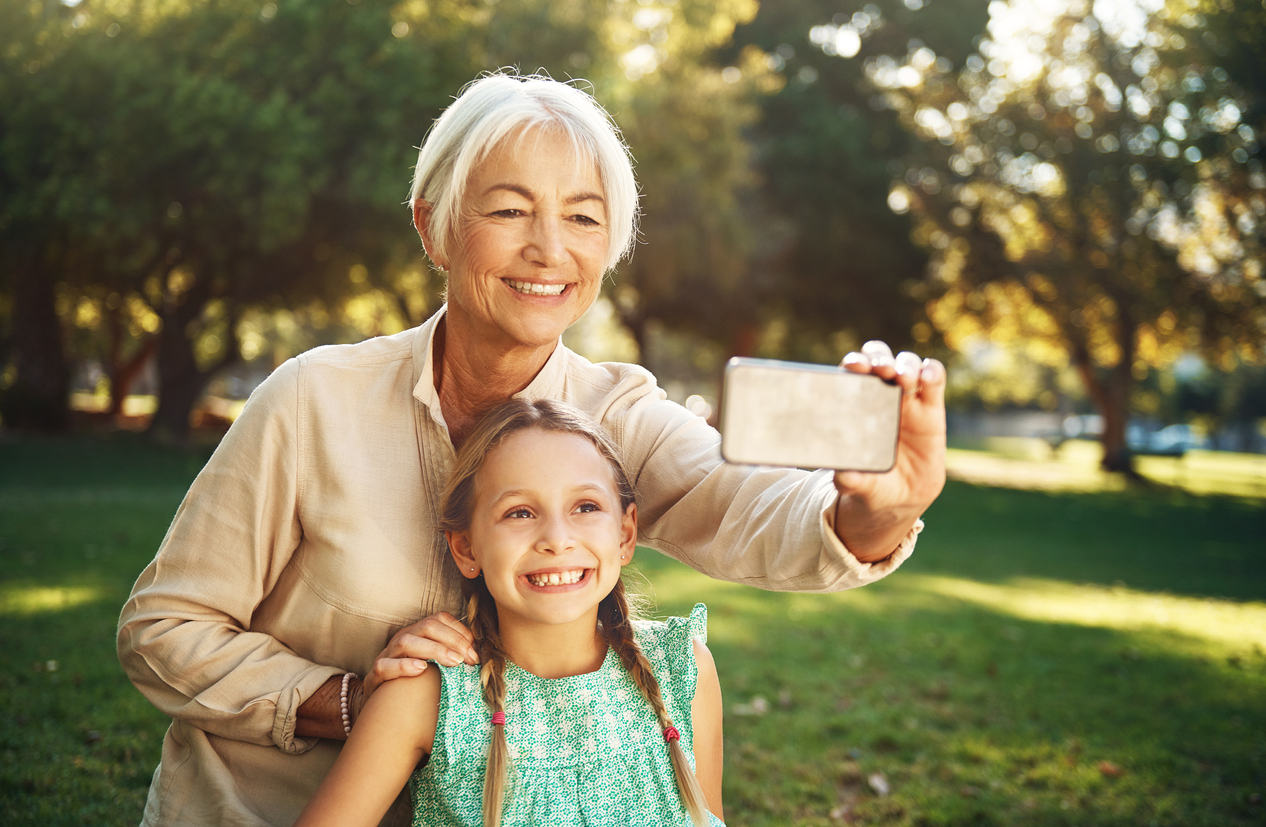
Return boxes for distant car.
[1127,424,1200,457]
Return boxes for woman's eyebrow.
[481,183,605,205]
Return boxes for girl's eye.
[506,507,533,519]
[576,502,601,513]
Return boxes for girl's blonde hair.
[438,399,709,827]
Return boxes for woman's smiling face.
[448,427,635,632]
[442,128,610,355]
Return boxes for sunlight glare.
[2,585,101,615]
[906,574,1266,650]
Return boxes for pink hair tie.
[491,711,506,726]
[663,726,680,743]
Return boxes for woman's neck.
[498,612,608,680]
[433,313,558,449]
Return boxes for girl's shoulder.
[631,603,708,689]
[632,602,708,648]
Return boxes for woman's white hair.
[408,73,639,273]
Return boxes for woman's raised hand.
[361,612,479,700]
[833,340,947,562]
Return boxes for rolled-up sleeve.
[117,358,342,755]
[593,365,921,592]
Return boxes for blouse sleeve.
[601,370,918,593]
[116,358,343,755]
[634,604,709,744]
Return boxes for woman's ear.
[446,530,480,578]
[412,199,446,270]
[619,503,637,567]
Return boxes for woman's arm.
[117,359,340,751]
[295,668,442,827]
[691,639,724,819]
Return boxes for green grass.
[2,434,1264,825]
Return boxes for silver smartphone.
[719,357,902,472]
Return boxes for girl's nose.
[534,513,576,554]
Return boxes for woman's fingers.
[918,357,947,404]
[843,343,944,402]
[362,612,478,698]
[894,351,923,395]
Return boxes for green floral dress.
[408,603,723,826]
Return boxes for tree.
[2,0,487,437]
[860,0,1264,474]
[717,0,993,364]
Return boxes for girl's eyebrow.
[487,482,613,507]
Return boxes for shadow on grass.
[632,552,1266,827]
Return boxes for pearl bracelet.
[340,672,355,737]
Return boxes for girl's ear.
[619,503,637,567]
[412,199,447,270]
[446,530,480,579]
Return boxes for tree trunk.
[148,322,199,441]
[1069,313,1140,479]
[105,308,158,419]
[1,238,70,430]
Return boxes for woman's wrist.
[832,493,923,563]
[296,673,364,740]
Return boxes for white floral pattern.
[408,604,721,826]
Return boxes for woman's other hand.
[834,340,947,562]
[296,612,476,740]
[362,612,478,699]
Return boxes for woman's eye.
[570,214,600,226]
[492,209,525,218]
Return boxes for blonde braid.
[599,582,710,827]
[464,583,511,827]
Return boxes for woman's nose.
[525,215,567,267]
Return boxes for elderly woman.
[118,74,945,826]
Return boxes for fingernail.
[842,353,867,366]
[921,364,938,382]
[468,649,479,663]
[412,659,427,671]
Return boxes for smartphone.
[719,357,902,472]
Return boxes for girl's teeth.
[507,280,566,296]
[528,570,583,586]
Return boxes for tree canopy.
[847,0,1264,471]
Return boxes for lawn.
[1,433,1263,825]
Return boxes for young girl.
[295,399,725,827]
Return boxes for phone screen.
[720,358,902,472]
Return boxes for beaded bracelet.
[340,672,355,737]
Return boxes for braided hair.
[438,398,710,827]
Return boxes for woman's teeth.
[506,279,566,296]
[527,570,585,586]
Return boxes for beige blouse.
[117,307,919,827]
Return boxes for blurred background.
[2,0,1263,476]
[2,1,1265,824]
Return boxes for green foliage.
[2,436,1264,825]
[859,0,1265,470]
[720,0,993,361]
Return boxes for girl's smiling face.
[446,427,636,632]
